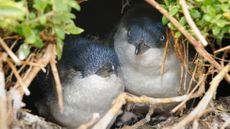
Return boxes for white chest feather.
[48,74,124,128]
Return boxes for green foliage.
[0,0,83,60]
[162,0,230,44]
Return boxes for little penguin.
[113,3,182,98]
[33,35,124,128]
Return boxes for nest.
[0,0,229,129]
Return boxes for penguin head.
[59,36,119,79]
[119,3,167,55]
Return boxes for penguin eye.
[96,63,114,77]
[160,35,165,41]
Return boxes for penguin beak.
[135,42,150,55]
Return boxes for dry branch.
[171,74,206,113]
[78,113,100,129]
[160,30,170,74]
[125,93,199,105]
[171,63,230,129]
[92,93,126,129]
[179,0,208,46]
[50,45,64,112]
[15,44,54,100]
[214,46,230,54]
[145,0,230,83]
[0,37,21,65]
[92,90,204,129]
[6,60,30,96]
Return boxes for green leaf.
[203,0,213,5]
[196,19,205,27]
[18,43,30,60]
[168,23,176,30]
[212,26,220,35]
[24,29,43,48]
[206,5,216,16]
[26,32,36,44]
[216,19,227,27]
[65,21,84,34]
[0,18,18,30]
[56,38,64,60]
[179,17,186,25]
[190,9,201,19]
[19,23,33,37]
[210,14,222,23]
[218,0,229,3]
[33,0,48,13]
[53,0,68,12]
[0,1,26,19]
[29,12,36,19]
[54,25,65,39]
[67,0,81,11]
[175,31,181,38]
[33,36,43,48]
[195,0,204,2]
[39,15,47,25]
[203,14,212,22]
[220,4,229,12]
[169,5,180,16]
[162,16,168,25]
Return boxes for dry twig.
[50,45,64,112]
[92,91,204,129]
[179,0,208,46]
[160,30,170,74]
[92,93,126,129]
[171,74,206,113]
[6,60,30,96]
[15,44,54,99]
[171,63,230,129]
[214,46,230,54]
[0,37,20,65]
[125,93,199,105]
[78,113,100,129]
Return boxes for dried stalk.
[78,113,100,129]
[160,30,170,74]
[214,46,230,54]
[0,37,20,65]
[20,60,45,67]
[179,0,208,46]
[125,93,199,105]
[171,63,230,129]
[50,45,64,112]
[6,60,30,96]
[92,93,126,129]
[171,74,206,113]
[15,44,53,99]
[92,91,203,129]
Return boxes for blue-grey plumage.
[113,3,182,98]
[59,36,120,77]
[34,36,124,128]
